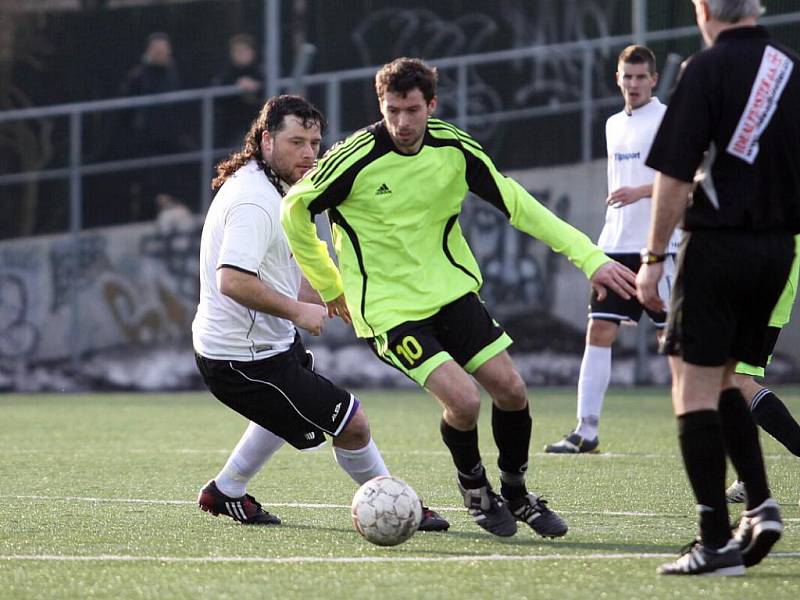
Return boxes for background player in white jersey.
[191,94,448,530]
[546,45,681,454]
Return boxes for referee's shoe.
[658,538,745,576]
[733,497,783,567]
[198,480,281,525]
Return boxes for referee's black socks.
[718,388,770,510]
[440,419,489,489]
[677,410,730,549]
[751,388,800,457]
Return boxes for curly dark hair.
[211,94,326,189]
[375,57,438,103]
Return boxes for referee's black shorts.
[195,335,358,450]
[663,230,794,367]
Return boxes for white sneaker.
[725,480,747,504]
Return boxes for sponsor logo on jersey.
[614,151,641,161]
[727,45,794,164]
[375,183,392,195]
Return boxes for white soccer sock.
[333,438,390,485]
[575,345,612,440]
[215,422,285,498]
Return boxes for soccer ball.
[351,476,422,546]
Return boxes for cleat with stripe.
[658,538,745,576]
[197,480,281,525]
[458,481,517,537]
[506,493,568,538]
[733,497,783,567]
[544,431,600,454]
[418,502,450,532]
[725,479,747,504]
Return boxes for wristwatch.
[640,248,667,264]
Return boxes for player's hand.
[607,186,642,208]
[590,260,637,301]
[636,262,665,312]
[294,302,328,336]
[326,294,352,324]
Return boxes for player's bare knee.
[335,406,371,448]
[443,392,481,429]
[491,371,528,410]
[587,319,618,346]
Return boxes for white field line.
[4,495,800,520]
[2,552,799,564]
[6,449,796,462]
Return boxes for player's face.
[379,88,436,155]
[262,115,322,185]
[616,61,658,112]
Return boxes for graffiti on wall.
[462,188,571,314]
[350,1,617,136]
[0,220,203,362]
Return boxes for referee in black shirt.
[637,0,800,576]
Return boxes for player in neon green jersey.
[726,235,800,504]
[282,57,636,538]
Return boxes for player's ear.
[427,96,437,116]
[261,130,272,152]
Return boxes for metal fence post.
[69,111,83,372]
[200,94,214,213]
[456,63,468,131]
[581,45,593,163]
[265,0,281,98]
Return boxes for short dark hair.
[212,95,325,189]
[618,45,657,74]
[375,57,438,103]
[229,33,256,50]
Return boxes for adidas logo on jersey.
[375,183,392,195]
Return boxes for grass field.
[2,387,799,599]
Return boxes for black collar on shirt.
[258,161,288,197]
[716,25,769,43]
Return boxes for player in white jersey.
[192,95,448,530]
[546,45,680,454]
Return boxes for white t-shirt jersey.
[192,160,301,361]
[598,97,681,254]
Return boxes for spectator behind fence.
[120,32,187,157]
[117,33,195,218]
[212,33,264,148]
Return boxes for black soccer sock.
[751,388,800,457]
[440,419,488,489]
[718,388,770,509]
[677,410,730,549]
[491,404,531,501]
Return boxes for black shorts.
[195,335,358,450]
[663,231,794,367]
[589,253,674,327]
[367,293,513,386]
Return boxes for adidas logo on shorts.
[375,183,392,195]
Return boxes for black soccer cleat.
[418,503,450,532]
[544,431,600,454]
[458,481,517,537]
[198,480,281,525]
[658,538,745,576]
[506,493,568,538]
[733,497,783,567]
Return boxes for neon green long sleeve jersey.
[281,118,611,339]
